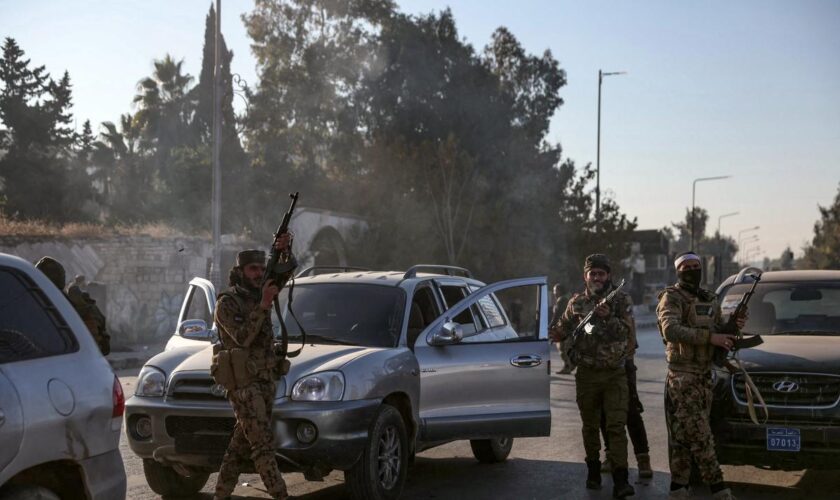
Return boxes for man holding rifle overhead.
[551,254,636,498]
[656,251,747,500]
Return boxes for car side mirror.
[428,321,463,346]
[178,319,212,341]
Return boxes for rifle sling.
[732,354,769,426]
[273,277,306,358]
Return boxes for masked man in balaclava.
[657,251,746,500]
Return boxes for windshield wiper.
[288,334,357,346]
[771,330,839,336]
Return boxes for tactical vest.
[210,287,286,391]
[657,285,716,371]
[568,291,629,370]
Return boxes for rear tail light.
[112,375,125,418]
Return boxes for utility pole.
[716,211,738,283]
[595,70,626,230]
[211,0,223,288]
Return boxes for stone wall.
[0,235,224,345]
[0,209,366,346]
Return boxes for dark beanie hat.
[236,249,266,267]
[584,253,611,273]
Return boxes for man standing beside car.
[551,254,635,498]
[34,256,110,355]
[212,233,295,500]
[657,251,745,500]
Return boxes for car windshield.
[721,282,840,336]
[273,283,405,348]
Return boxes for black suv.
[711,269,840,470]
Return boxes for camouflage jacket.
[550,286,636,369]
[656,284,723,373]
[66,286,110,356]
[214,285,276,379]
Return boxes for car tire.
[344,405,408,500]
[143,459,209,497]
[470,437,514,464]
[0,486,60,500]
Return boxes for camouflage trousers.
[215,380,287,499]
[575,366,629,468]
[665,369,723,485]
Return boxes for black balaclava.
[675,251,702,292]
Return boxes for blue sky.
[2,0,839,262]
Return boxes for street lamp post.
[690,176,731,250]
[716,211,739,283]
[596,69,627,230]
[737,226,760,265]
[210,0,223,288]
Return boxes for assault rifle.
[565,280,626,363]
[572,279,626,338]
[262,192,300,289]
[713,270,764,368]
[264,192,305,359]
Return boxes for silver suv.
[125,265,551,499]
[0,253,126,500]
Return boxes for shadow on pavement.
[171,460,839,500]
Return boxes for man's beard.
[587,281,607,295]
[241,276,262,296]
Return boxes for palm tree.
[133,54,195,152]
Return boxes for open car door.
[414,276,550,442]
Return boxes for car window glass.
[0,267,78,363]
[461,284,540,343]
[408,285,439,347]
[277,284,405,348]
[439,285,478,333]
[477,294,506,328]
[723,283,840,335]
[183,286,212,325]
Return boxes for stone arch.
[308,226,347,267]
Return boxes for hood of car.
[172,343,382,380]
[736,334,840,375]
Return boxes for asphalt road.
[117,326,840,499]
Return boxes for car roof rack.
[734,266,763,284]
[403,265,473,280]
[295,266,371,278]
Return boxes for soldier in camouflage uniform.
[213,234,294,500]
[551,284,575,374]
[35,257,110,355]
[551,254,635,498]
[657,251,745,500]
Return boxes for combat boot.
[712,488,737,500]
[585,459,602,490]
[635,452,652,478]
[612,467,635,498]
[601,454,613,473]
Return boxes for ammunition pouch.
[211,343,237,391]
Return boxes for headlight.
[291,371,345,401]
[135,366,166,397]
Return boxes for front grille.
[732,372,840,409]
[168,376,226,401]
[165,416,236,437]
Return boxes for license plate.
[766,427,800,452]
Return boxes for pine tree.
[802,184,840,269]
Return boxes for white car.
[0,253,126,500]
